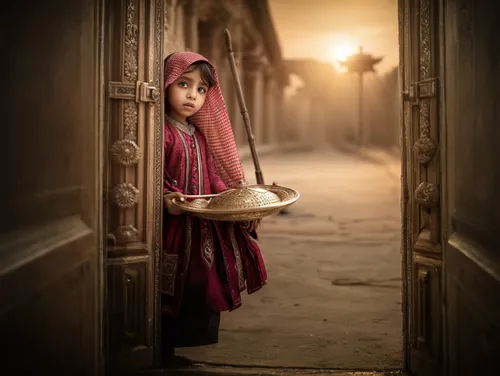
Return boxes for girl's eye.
[198,87,207,94]
[178,81,188,88]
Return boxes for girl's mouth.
[183,103,195,108]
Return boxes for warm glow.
[333,44,355,62]
[328,42,356,72]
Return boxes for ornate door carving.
[104,0,164,370]
[399,0,443,375]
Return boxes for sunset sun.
[333,43,355,62]
[328,42,355,72]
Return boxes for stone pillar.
[164,0,188,55]
[197,24,219,64]
[226,56,246,148]
[273,82,284,144]
[244,55,265,146]
[214,31,234,134]
[216,48,230,103]
[262,67,275,146]
[224,23,245,148]
[287,87,308,146]
[184,0,198,52]
[315,97,328,148]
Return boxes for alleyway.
[177,149,403,370]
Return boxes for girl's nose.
[187,89,196,99]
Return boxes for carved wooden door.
[399,0,443,375]
[104,0,164,370]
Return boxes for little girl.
[161,52,267,362]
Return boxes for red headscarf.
[164,51,245,188]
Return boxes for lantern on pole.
[339,46,383,147]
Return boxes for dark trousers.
[161,311,220,349]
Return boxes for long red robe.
[161,119,267,347]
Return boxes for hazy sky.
[268,0,399,74]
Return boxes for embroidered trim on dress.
[201,225,214,268]
[193,133,204,194]
[183,217,193,274]
[166,114,195,136]
[172,126,194,285]
[229,224,245,290]
[172,127,190,194]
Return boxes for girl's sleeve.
[164,129,183,194]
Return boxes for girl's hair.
[184,61,216,88]
[164,55,216,114]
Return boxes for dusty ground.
[177,149,403,370]
[144,366,405,376]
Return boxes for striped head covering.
[164,51,245,188]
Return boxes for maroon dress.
[161,118,267,348]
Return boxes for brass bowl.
[189,198,210,209]
[171,184,300,221]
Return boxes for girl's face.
[166,68,209,123]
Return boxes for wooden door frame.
[437,0,449,375]
[103,0,165,370]
[398,0,409,367]
[96,0,106,374]
[98,1,457,373]
[399,0,446,374]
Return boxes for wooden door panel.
[410,257,442,370]
[1,218,96,374]
[399,0,443,374]
[445,235,500,375]
[441,1,500,374]
[0,0,103,374]
[107,258,150,352]
[104,0,164,370]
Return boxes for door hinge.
[108,81,160,103]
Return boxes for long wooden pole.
[224,28,264,185]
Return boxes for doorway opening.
[162,0,403,371]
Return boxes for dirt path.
[177,150,403,370]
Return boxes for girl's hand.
[164,192,184,215]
